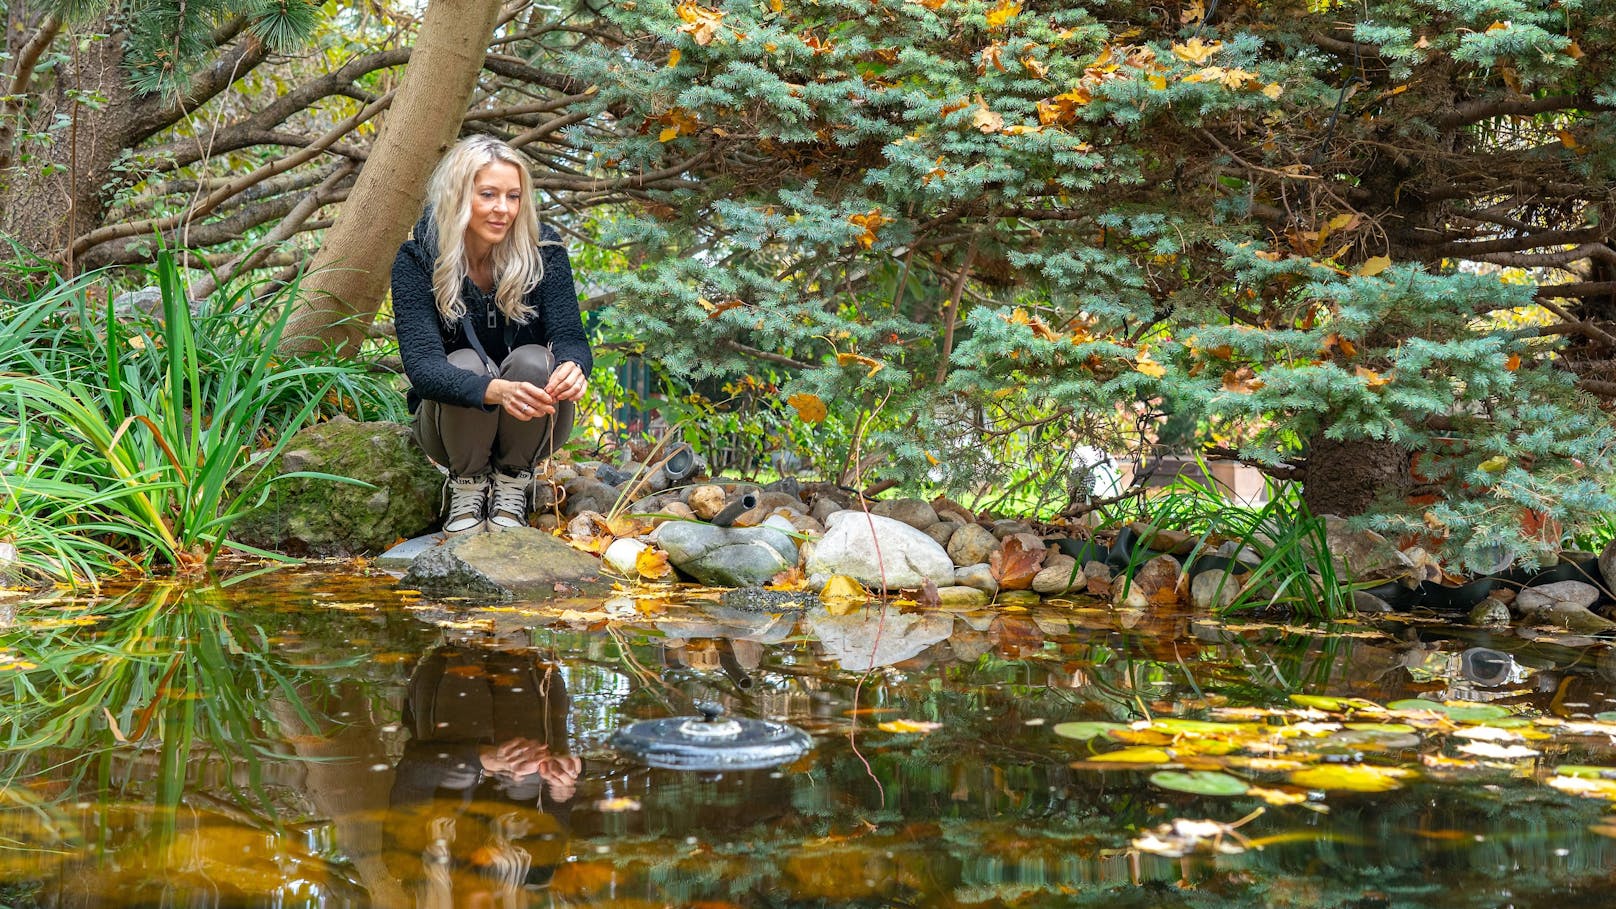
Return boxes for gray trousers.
[414,345,576,478]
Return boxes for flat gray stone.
[377,533,443,573]
[401,527,610,600]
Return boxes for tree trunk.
[280,0,506,353]
[0,8,134,273]
[1300,435,1411,517]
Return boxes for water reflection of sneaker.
[488,469,532,530]
[444,475,489,534]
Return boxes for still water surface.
[4,567,1616,908]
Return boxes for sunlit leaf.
[1356,255,1392,276]
[1457,741,1539,760]
[1288,763,1414,792]
[879,719,943,734]
[634,547,673,580]
[787,392,827,423]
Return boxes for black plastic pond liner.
[1054,537,1109,565]
[1183,554,1254,583]
[1416,577,1499,612]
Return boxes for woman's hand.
[545,360,589,403]
[486,378,555,421]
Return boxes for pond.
[4,568,1616,908]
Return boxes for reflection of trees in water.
[0,582,428,907]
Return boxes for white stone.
[603,538,650,577]
[807,511,956,590]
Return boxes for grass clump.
[0,253,403,586]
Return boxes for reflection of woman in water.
[389,641,580,906]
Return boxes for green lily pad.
[1387,699,1511,722]
[1343,722,1418,734]
[1554,765,1616,779]
[1595,712,1616,723]
[1291,694,1384,712]
[1053,721,1129,741]
[1149,770,1249,797]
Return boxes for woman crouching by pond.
[393,136,591,533]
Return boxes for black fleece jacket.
[392,214,593,412]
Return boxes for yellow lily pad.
[1288,763,1415,793]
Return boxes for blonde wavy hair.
[426,136,544,323]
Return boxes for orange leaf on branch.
[787,392,827,423]
[675,1,725,45]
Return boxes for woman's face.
[466,160,523,256]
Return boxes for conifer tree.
[554,0,1616,569]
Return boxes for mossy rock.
[233,418,443,556]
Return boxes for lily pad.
[1053,721,1129,741]
[1149,770,1250,797]
[1554,765,1616,779]
[1288,763,1415,793]
[1090,745,1173,764]
[1387,698,1511,722]
[1290,694,1384,712]
[1343,722,1417,734]
[1596,712,1616,723]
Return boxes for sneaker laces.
[444,475,488,532]
[489,469,533,528]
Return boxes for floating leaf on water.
[1151,717,1242,736]
[1149,770,1249,796]
[1553,765,1616,779]
[1053,721,1129,741]
[594,797,642,812]
[1452,725,1523,743]
[1132,814,1260,858]
[879,719,943,734]
[1591,819,1616,838]
[1109,728,1175,745]
[1595,712,1616,723]
[1247,785,1310,806]
[1549,776,1616,801]
[1089,745,1173,764]
[1290,694,1385,713]
[1387,699,1512,722]
[1344,722,1418,734]
[1288,764,1415,792]
[1457,741,1539,760]
[1315,728,1421,752]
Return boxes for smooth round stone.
[936,585,991,607]
[954,563,998,594]
[998,590,1041,607]
[925,521,961,547]
[1469,599,1511,627]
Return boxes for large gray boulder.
[1323,515,1412,582]
[233,419,442,556]
[1514,580,1614,633]
[653,517,798,587]
[807,511,955,590]
[401,527,611,600]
